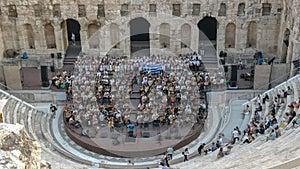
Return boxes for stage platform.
[65,120,204,158]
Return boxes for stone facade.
[0,0,299,85]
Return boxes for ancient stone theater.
[0,0,299,169]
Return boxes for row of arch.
[225,21,257,48]
[21,22,121,50]
[159,23,191,48]
[21,19,258,51]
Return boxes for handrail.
[249,66,292,92]
[0,89,35,109]
[0,82,14,91]
[243,74,300,106]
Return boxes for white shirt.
[232,130,239,138]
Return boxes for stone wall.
[3,65,22,90]
[0,1,284,57]
[253,65,272,90]
[277,0,300,65]
[0,0,299,85]
[270,63,290,88]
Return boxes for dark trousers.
[165,158,169,167]
[232,137,239,144]
[184,155,188,162]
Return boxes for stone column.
[235,21,246,51]
[217,20,226,52]
[149,24,159,56]
[36,22,47,49]
[170,24,177,54]
[123,23,131,56]
[191,26,199,52]
[119,26,127,56]
[0,27,4,61]
[54,24,63,52]
[172,27,181,54]
[81,27,88,55]
[16,23,26,50]
[12,21,20,50]
[290,40,300,76]
[0,29,5,82]
[99,29,107,55]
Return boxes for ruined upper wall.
[0,0,283,19]
[0,0,294,64]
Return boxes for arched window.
[262,3,271,16]
[159,23,170,48]
[247,21,257,48]
[44,24,56,49]
[181,24,191,48]
[87,24,100,49]
[24,24,35,49]
[218,3,226,16]
[225,23,236,48]
[110,23,120,48]
[237,3,245,16]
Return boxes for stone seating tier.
[174,127,300,169]
[1,75,300,168]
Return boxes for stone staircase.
[0,90,96,168]
[62,44,82,71]
[199,40,219,72]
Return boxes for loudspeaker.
[224,65,228,73]
[50,66,55,72]
[230,81,237,87]
[220,59,225,65]
[268,57,276,65]
[230,65,238,82]
[142,131,150,138]
[41,66,49,87]
[293,60,300,69]
[57,53,62,59]
[51,53,55,58]
[42,81,50,87]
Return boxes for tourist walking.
[50,104,57,119]
[167,147,174,159]
[183,148,189,162]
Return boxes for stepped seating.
[0,91,88,167]
[40,113,94,165]
[1,76,300,168]
[174,127,300,169]
[175,75,300,169]
[247,75,300,121]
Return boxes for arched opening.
[198,16,218,49]
[282,28,290,63]
[66,19,81,44]
[130,17,150,56]
[247,21,257,48]
[23,24,35,49]
[1,25,14,49]
[237,3,245,16]
[87,23,100,49]
[225,23,236,48]
[218,3,226,16]
[181,23,191,48]
[110,23,120,48]
[44,23,56,49]
[159,23,170,48]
